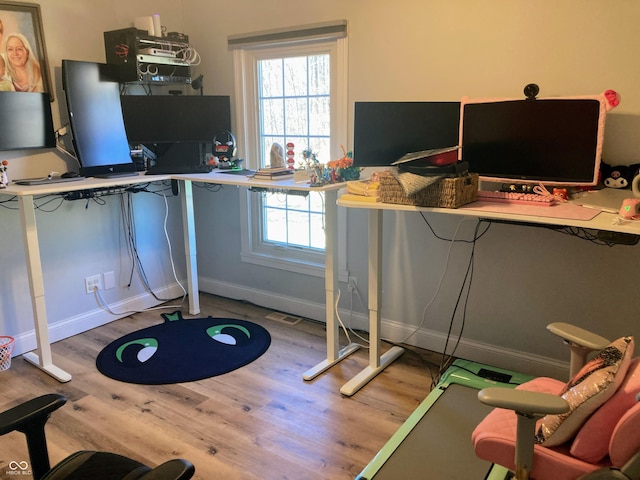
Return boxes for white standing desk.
[3,173,170,382]
[336,194,640,396]
[172,171,361,383]
[4,171,361,385]
[19,169,627,395]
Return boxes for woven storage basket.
[0,336,14,371]
[379,172,478,208]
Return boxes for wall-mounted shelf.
[104,28,192,85]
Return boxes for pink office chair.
[472,323,640,480]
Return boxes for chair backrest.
[609,399,640,467]
[569,357,640,465]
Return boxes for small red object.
[553,188,568,201]
[429,149,459,166]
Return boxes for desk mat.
[572,188,632,214]
[460,200,600,221]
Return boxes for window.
[259,53,330,251]
[232,22,348,277]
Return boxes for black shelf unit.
[104,28,192,85]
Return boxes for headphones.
[213,130,237,159]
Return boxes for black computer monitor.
[120,95,231,144]
[0,91,55,151]
[120,95,232,171]
[62,60,136,178]
[459,96,604,186]
[353,101,461,167]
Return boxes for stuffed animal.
[600,162,640,189]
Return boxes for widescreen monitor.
[120,95,232,144]
[62,59,136,178]
[0,92,55,151]
[459,96,605,186]
[353,102,460,167]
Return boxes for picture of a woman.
[0,55,14,91]
[5,32,43,92]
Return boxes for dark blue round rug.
[96,311,271,384]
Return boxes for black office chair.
[0,393,195,480]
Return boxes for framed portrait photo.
[0,1,52,99]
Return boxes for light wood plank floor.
[0,294,446,480]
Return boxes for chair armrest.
[478,387,569,416]
[138,459,195,480]
[479,387,570,478]
[547,322,610,351]
[0,394,67,436]
[547,323,611,378]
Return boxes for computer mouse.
[61,172,80,178]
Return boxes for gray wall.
[185,0,640,377]
[1,0,638,379]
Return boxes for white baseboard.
[199,277,568,379]
[13,277,567,380]
[11,284,185,357]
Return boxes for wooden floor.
[0,294,446,480]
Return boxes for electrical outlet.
[85,275,102,294]
[347,275,358,292]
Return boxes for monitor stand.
[93,171,140,179]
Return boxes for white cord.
[532,183,568,202]
[93,286,184,316]
[177,46,201,65]
[93,187,187,316]
[161,188,187,298]
[334,288,352,345]
[334,288,369,349]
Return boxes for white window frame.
[233,33,349,280]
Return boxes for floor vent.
[266,312,302,326]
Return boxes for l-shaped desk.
[6,174,640,396]
[3,172,356,388]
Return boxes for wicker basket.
[0,336,14,371]
[379,172,479,208]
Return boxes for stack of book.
[251,166,294,180]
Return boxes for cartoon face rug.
[96,311,271,384]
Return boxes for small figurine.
[0,160,8,188]
[213,130,237,169]
[286,142,295,170]
[301,149,319,168]
[270,142,285,167]
[552,188,568,201]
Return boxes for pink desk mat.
[459,200,600,221]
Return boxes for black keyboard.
[14,176,85,186]
[145,165,214,175]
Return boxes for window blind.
[228,20,347,49]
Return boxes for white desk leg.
[303,189,359,380]
[180,180,200,315]
[340,209,404,396]
[18,195,71,382]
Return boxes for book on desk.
[251,166,294,180]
